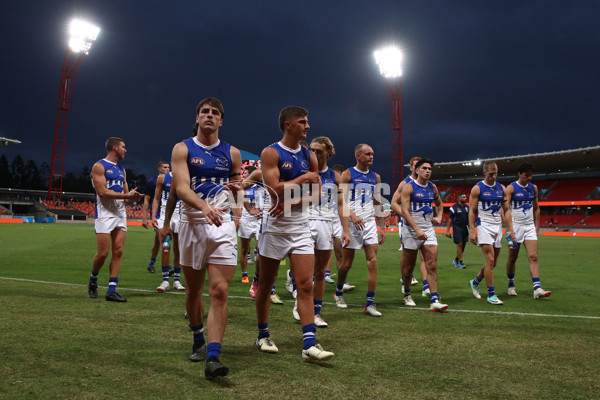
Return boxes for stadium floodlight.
[68,19,100,54]
[48,18,100,200]
[374,46,403,78]
[374,45,404,189]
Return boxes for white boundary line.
[2,276,599,320]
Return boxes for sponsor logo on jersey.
[216,157,229,167]
[301,160,309,169]
[191,157,205,165]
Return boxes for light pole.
[374,46,404,190]
[47,19,100,199]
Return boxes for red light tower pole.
[374,46,404,191]
[47,50,87,199]
[47,19,99,200]
[383,78,403,190]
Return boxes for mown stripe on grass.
[2,276,599,320]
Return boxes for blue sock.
[507,273,515,288]
[430,292,439,303]
[206,342,221,360]
[107,277,118,294]
[258,323,269,339]
[292,278,296,292]
[253,273,259,283]
[325,270,330,278]
[404,289,411,297]
[190,324,205,345]
[148,257,156,267]
[89,271,98,285]
[487,286,495,297]
[532,277,541,290]
[366,291,375,307]
[473,276,481,285]
[173,267,181,282]
[162,266,170,282]
[422,279,429,291]
[314,299,322,316]
[242,271,248,278]
[302,323,316,349]
[271,286,276,295]
[335,283,344,296]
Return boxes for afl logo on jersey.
[191,157,205,165]
[416,193,424,198]
[216,157,229,167]
[516,193,524,198]
[483,192,491,197]
[106,169,113,174]
[282,161,292,169]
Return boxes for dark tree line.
[0,154,147,193]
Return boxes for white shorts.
[95,215,127,234]
[154,217,165,230]
[178,220,238,268]
[398,218,403,240]
[513,223,537,243]
[238,217,259,239]
[309,219,334,251]
[477,223,503,248]
[258,231,313,260]
[332,216,342,239]
[401,225,437,250]
[170,216,180,234]
[347,218,379,249]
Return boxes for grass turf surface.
[1,224,599,399]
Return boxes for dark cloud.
[1,0,598,186]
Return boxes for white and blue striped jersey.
[510,181,536,225]
[182,137,233,224]
[476,180,504,226]
[308,167,337,221]
[241,185,262,220]
[261,142,311,234]
[157,172,181,221]
[92,159,126,219]
[347,167,377,220]
[407,179,435,229]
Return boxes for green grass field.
[1,224,599,399]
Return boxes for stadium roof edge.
[418,145,600,181]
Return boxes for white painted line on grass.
[1,276,598,320]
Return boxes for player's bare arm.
[468,184,480,244]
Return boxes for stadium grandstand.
[386,145,600,230]
[2,146,599,230]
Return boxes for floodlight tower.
[374,46,404,190]
[47,19,100,199]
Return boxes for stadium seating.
[540,214,585,228]
[572,212,600,228]
[543,178,600,201]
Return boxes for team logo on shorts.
[191,157,205,165]
[282,161,292,169]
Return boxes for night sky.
[1,0,599,186]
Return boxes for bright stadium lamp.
[374,45,404,189]
[68,19,100,54]
[48,18,100,200]
[374,46,403,78]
